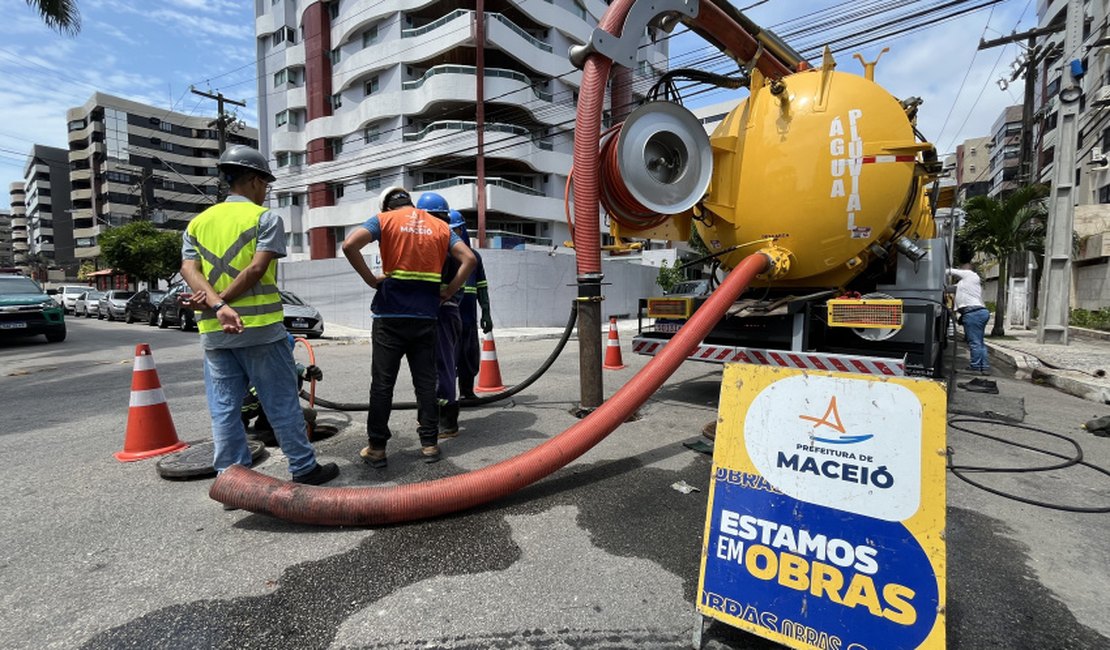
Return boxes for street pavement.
[0,316,1107,649]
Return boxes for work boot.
[421,444,442,464]
[292,461,340,485]
[438,403,461,439]
[360,446,387,468]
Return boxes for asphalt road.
[0,316,1107,649]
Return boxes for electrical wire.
[947,417,1110,513]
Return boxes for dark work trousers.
[436,305,462,405]
[456,321,480,397]
[368,317,439,448]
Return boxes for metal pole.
[1038,0,1083,344]
[1018,35,1037,185]
[475,2,487,248]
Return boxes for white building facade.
[254,0,669,260]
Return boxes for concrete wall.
[1075,260,1110,310]
[276,249,662,330]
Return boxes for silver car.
[76,291,104,317]
[99,290,135,321]
[280,290,324,339]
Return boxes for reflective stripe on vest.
[186,201,283,334]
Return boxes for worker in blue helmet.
[450,210,493,404]
[415,192,465,437]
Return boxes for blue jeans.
[203,341,318,476]
[962,307,990,370]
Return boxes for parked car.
[76,291,104,318]
[156,283,196,331]
[0,275,65,343]
[56,285,92,314]
[280,290,324,339]
[98,290,135,321]
[125,289,167,325]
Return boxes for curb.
[988,341,1110,405]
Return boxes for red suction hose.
[210,254,770,524]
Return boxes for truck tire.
[45,329,66,343]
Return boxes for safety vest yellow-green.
[186,200,283,334]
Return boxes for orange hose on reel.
[598,125,670,231]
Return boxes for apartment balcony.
[13,240,29,252]
[74,245,101,259]
[72,226,99,239]
[402,120,569,173]
[402,65,573,125]
[72,187,93,202]
[11,218,28,229]
[71,168,92,182]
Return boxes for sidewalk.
[986,326,1110,405]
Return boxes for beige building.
[65,93,258,259]
[8,182,28,267]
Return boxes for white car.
[56,285,92,314]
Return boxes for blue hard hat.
[448,209,466,229]
[416,192,449,215]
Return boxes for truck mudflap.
[631,336,906,376]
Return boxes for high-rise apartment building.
[9,182,28,266]
[254,0,668,260]
[23,145,73,270]
[955,136,992,202]
[988,105,1023,198]
[0,209,12,267]
[65,92,259,259]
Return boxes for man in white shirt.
[947,263,991,373]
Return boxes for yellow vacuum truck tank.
[700,62,936,288]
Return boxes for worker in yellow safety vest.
[180,145,338,490]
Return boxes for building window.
[331,137,344,156]
[276,151,290,167]
[362,25,378,48]
[331,93,343,110]
[573,0,587,20]
[330,48,341,65]
[161,177,175,190]
[364,124,379,143]
[160,121,173,132]
[290,232,303,250]
[160,141,174,152]
[67,119,86,132]
[331,182,345,201]
[276,110,289,127]
[364,76,379,96]
[1100,185,1110,204]
[364,173,381,191]
[274,68,289,87]
[277,193,300,207]
[328,2,339,21]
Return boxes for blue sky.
[0,0,1036,209]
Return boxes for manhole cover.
[156,440,266,480]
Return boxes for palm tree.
[960,184,1048,337]
[25,0,80,35]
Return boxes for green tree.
[99,221,182,287]
[959,184,1048,337]
[656,259,684,293]
[24,0,80,34]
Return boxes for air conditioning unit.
[1092,146,1104,163]
[1094,85,1110,106]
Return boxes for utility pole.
[1039,0,1084,344]
[190,86,246,154]
[190,87,247,202]
[978,23,1063,185]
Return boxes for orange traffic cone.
[603,316,626,370]
[115,344,188,462]
[474,331,507,393]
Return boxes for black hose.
[303,302,580,411]
[947,417,1110,513]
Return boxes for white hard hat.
[378,185,411,211]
